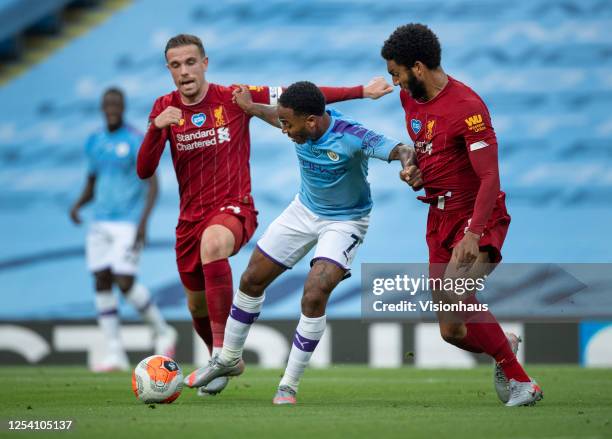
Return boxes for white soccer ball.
[131,355,183,404]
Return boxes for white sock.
[219,289,265,364]
[125,283,169,335]
[95,291,122,354]
[279,314,326,392]
[212,346,222,358]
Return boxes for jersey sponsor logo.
[411,119,422,135]
[191,113,206,127]
[327,151,340,161]
[115,142,130,157]
[214,105,226,127]
[176,128,217,151]
[425,120,435,141]
[248,85,264,92]
[217,126,231,143]
[465,114,486,133]
[298,157,346,179]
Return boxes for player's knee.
[201,228,233,263]
[94,270,113,291]
[115,275,135,294]
[239,267,266,297]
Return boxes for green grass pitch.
[2,366,611,438]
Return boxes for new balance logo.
[217,127,230,143]
[221,205,241,214]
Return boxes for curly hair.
[381,23,441,69]
[278,81,325,116]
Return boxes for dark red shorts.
[426,192,510,266]
[176,202,258,291]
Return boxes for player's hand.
[363,76,393,99]
[400,165,424,191]
[133,222,147,250]
[232,85,254,112]
[69,206,82,225]
[154,106,183,129]
[450,231,480,267]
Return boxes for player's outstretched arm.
[233,85,281,128]
[391,144,424,191]
[69,174,96,225]
[134,173,159,249]
[318,76,393,103]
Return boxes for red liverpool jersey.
[400,76,502,235]
[137,83,363,222]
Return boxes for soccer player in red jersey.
[381,24,543,406]
[137,34,393,395]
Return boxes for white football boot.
[494,333,521,403]
[505,379,543,407]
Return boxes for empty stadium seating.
[0,0,610,320]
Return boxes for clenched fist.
[154,106,183,129]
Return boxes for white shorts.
[257,196,369,274]
[86,221,141,275]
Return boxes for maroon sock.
[459,323,484,353]
[192,316,213,355]
[202,259,233,349]
[462,295,530,382]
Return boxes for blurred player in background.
[381,23,542,407]
[70,87,176,372]
[186,81,420,404]
[137,34,393,396]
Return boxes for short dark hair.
[165,34,206,59]
[278,81,325,117]
[381,23,441,69]
[102,86,124,101]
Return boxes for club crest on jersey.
[411,119,422,135]
[327,151,340,162]
[425,120,435,141]
[191,113,206,127]
[214,105,226,127]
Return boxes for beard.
[407,72,428,102]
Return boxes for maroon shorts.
[426,192,510,266]
[176,202,258,291]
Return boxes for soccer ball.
[131,355,183,404]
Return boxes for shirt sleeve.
[246,84,363,106]
[458,98,500,236]
[246,85,284,105]
[137,98,168,179]
[345,126,400,162]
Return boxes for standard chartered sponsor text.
[176,128,217,151]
